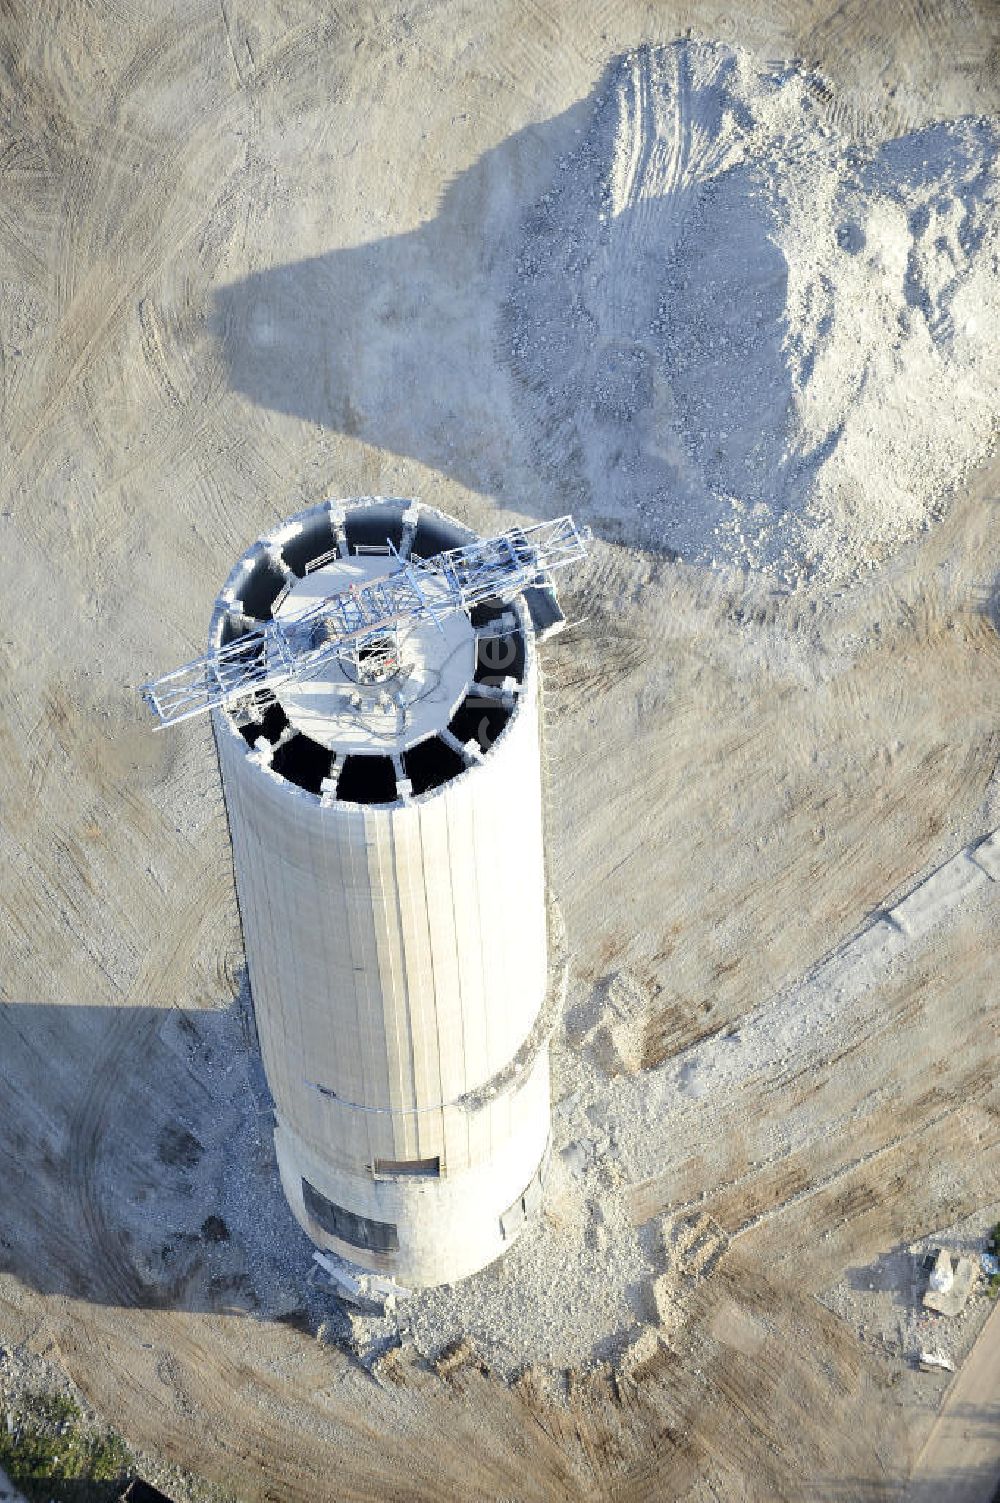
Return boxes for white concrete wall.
[275,1051,551,1285]
[213,610,551,1286]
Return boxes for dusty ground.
[907,1301,1000,1503]
[1,0,1000,1499]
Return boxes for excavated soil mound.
[503,40,1000,586]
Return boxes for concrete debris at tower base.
[309,1250,411,1311]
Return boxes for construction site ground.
[907,1300,1000,1503]
[1,1,1000,1499]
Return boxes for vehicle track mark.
[63,865,230,1308]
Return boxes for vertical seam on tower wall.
[316,803,339,1154]
[256,789,283,1100]
[231,756,279,1096]
[357,814,385,1158]
[444,785,467,1173]
[278,786,304,1127]
[401,803,433,1159]
[362,811,396,1148]
[527,682,549,1007]
[418,799,447,1162]
[340,814,373,1162]
[389,812,420,1156]
[319,803,362,1169]
[291,798,312,1121]
[469,765,493,1166]
[453,777,486,1172]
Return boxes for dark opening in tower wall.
[403,735,466,795]
[281,512,336,577]
[345,505,404,553]
[336,754,397,804]
[374,1155,441,1178]
[411,513,469,559]
[475,627,526,685]
[470,601,504,628]
[238,700,289,747]
[219,611,255,647]
[240,553,289,619]
[271,733,332,793]
[448,698,511,753]
[302,1179,399,1253]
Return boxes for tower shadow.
[208,93,592,508]
[0,994,327,1322]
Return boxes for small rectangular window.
[373,1155,441,1179]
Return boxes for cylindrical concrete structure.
[210,498,557,1287]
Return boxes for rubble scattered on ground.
[820,1204,1000,1375]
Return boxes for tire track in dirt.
[0,132,63,291]
[63,862,231,1309]
[747,1089,1000,1290]
[546,537,1000,1063]
[605,47,683,336]
[484,0,599,104]
[795,0,996,135]
[0,25,243,503]
[630,887,1000,1291]
[219,0,255,88]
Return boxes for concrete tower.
[208,497,563,1287]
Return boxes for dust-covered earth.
[2,2,1000,1501]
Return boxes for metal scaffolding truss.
[142,514,590,728]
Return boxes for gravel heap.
[503,39,1000,587]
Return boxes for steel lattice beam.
[142,515,589,728]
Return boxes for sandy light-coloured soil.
[2,1,1000,1499]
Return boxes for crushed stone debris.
[503,38,1000,588]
